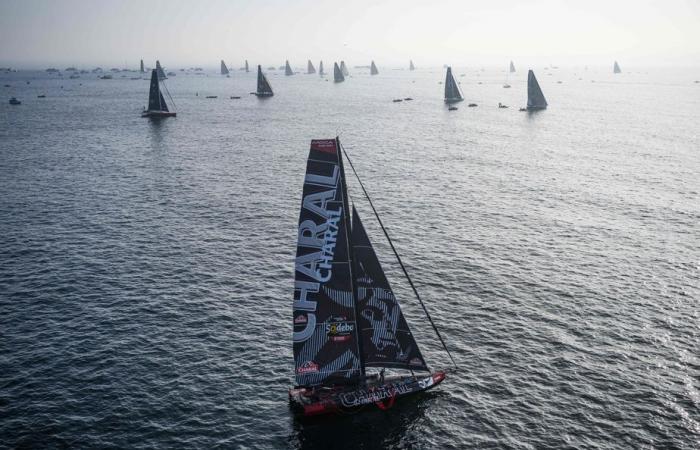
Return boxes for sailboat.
[504,61,514,88]
[285,60,294,76]
[409,60,415,71]
[221,60,230,76]
[245,60,250,72]
[340,61,349,76]
[318,61,325,77]
[525,69,547,110]
[370,61,379,75]
[253,65,274,97]
[307,60,316,74]
[140,59,145,73]
[333,62,345,83]
[141,69,176,118]
[613,61,621,74]
[289,137,453,417]
[510,60,516,73]
[444,67,463,104]
[156,60,166,80]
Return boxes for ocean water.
[1,65,698,449]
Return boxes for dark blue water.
[1,67,698,449]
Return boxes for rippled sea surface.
[1,65,698,449]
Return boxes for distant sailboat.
[370,61,379,75]
[141,69,176,118]
[156,60,166,80]
[526,70,547,110]
[253,65,274,97]
[510,61,516,73]
[614,61,621,74]
[285,60,294,76]
[140,59,145,73]
[307,60,316,74]
[340,61,349,76]
[444,67,463,104]
[334,62,345,83]
[245,60,250,72]
[318,61,324,77]
[221,60,230,76]
[409,60,415,71]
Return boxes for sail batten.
[527,69,547,110]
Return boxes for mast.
[370,61,379,75]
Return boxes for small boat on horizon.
[318,61,325,77]
[409,60,415,71]
[221,60,230,77]
[340,61,349,77]
[333,62,345,83]
[444,67,464,104]
[9,97,21,105]
[307,60,316,75]
[614,61,622,74]
[289,137,454,417]
[370,60,379,75]
[141,69,176,118]
[285,60,294,76]
[524,69,547,111]
[252,65,274,97]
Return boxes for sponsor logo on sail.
[326,316,354,342]
[294,314,307,324]
[409,357,423,366]
[296,361,319,374]
[311,139,337,154]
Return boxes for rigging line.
[340,142,458,370]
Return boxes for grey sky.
[1,0,698,68]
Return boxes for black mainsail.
[141,68,175,118]
[340,61,349,76]
[370,61,379,75]
[527,69,547,110]
[319,61,324,77]
[156,60,166,81]
[285,60,294,76]
[221,60,230,75]
[333,62,345,83]
[614,61,621,74]
[293,139,362,387]
[510,60,516,73]
[444,66,463,103]
[409,60,415,71]
[255,65,273,96]
[352,207,428,371]
[307,60,316,74]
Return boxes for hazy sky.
[1,0,698,69]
